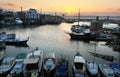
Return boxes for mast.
[78,9,80,25]
[93,42,97,63]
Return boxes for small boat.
[0,50,5,64]
[99,64,115,77]
[86,42,98,76]
[86,60,98,76]
[73,52,85,77]
[10,53,27,77]
[0,57,16,76]
[0,32,29,46]
[0,40,6,50]
[43,52,56,77]
[15,18,23,25]
[56,55,69,77]
[110,63,120,77]
[23,47,43,77]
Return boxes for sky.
[0,0,120,16]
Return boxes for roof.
[24,58,39,64]
[27,50,42,58]
[74,56,85,63]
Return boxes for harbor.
[0,22,120,77]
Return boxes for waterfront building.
[25,8,40,19]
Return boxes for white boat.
[43,52,56,77]
[23,47,43,77]
[99,64,115,77]
[73,52,85,77]
[15,18,23,25]
[86,60,98,76]
[0,57,16,76]
[86,42,98,76]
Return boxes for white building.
[25,8,40,19]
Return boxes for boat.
[68,9,96,41]
[0,32,29,46]
[110,63,120,77]
[99,64,115,77]
[0,50,5,64]
[43,52,56,77]
[72,52,85,77]
[56,55,69,77]
[9,53,27,77]
[23,47,43,77]
[15,18,23,25]
[0,57,16,76]
[86,42,98,76]
[86,60,98,76]
[0,40,6,50]
[111,26,120,36]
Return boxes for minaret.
[21,6,23,12]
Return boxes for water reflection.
[0,22,119,77]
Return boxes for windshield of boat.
[75,63,84,69]
[26,63,38,70]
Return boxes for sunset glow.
[0,0,120,16]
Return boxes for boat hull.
[69,33,96,41]
[5,39,28,46]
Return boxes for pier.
[64,16,120,25]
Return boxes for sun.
[64,7,75,15]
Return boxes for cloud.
[106,8,120,12]
[106,8,114,11]
[5,3,16,7]
[117,8,120,11]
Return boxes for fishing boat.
[56,55,69,77]
[23,47,43,77]
[99,64,115,77]
[73,52,85,77]
[110,63,120,77]
[0,57,16,76]
[43,52,56,77]
[86,60,98,76]
[10,53,26,77]
[68,9,96,41]
[0,32,29,46]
